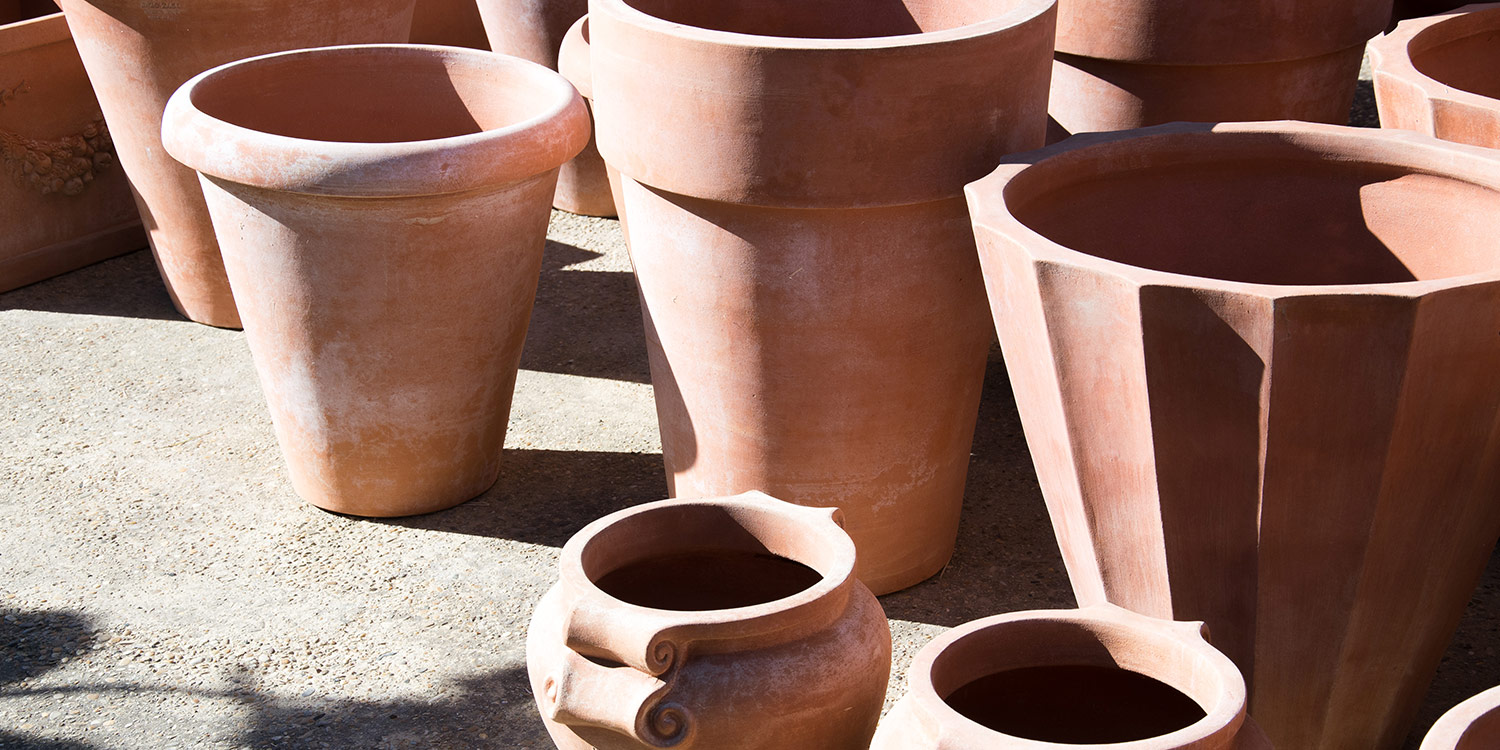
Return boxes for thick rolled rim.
[1422,684,1500,750]
[162,43,589,197]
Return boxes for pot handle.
[542,649,694,748]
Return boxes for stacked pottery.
[0,5,141,292]
[555,16,619,218]
[527,491,891,749]
[1049,0,1394,137]
[54,0,417,327]
[1422,686,1500,749]
[1371,3,1500,148]
[967,120,1500,749]
[162,45,589,516]
[874,605,1271,749]
[589,0,1057,595]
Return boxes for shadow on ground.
[0,609,98,687]
[519,240,651,384]
[0,250,179,323]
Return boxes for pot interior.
[188,47,559,144]
[1409,11,1500,102]
[1007,144,1500,286]
[1456,707,1500,750]
[593,550,823,611]
[1,0,57,24]
[622,0,1026,39]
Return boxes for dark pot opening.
[622,0,1025,39]
[594,550,822,611]
[188,47,556,144]
[1409,11,1500,102]
[1,0,57,25]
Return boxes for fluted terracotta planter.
[1371,3,1500,148]
[0,7,141,293]
[1049,0,1392,136]
[410,0,488,49]
[968,120,1500,750]
[1422,685,1500,749]
[555,16,617,218]
[527,491,891,750]
[55,0,416,328]
[874,605,1271,749]
[590,0,1057,595]
[162,45,589,516]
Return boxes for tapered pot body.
[162,45,589,516]
[475,0,585,68]
[527,491,892,750]
[1422,685,1500,749]
[555,16,616,217]
[54,0,416,328]
[873,605,1271,749]
[590,0,1057,595]
[1372,4,1500,148]
[0,9,141,293]
[967,121,1500,750]
[410,0,488,48]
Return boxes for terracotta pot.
[554,16,617,218]
[967,120,1500,750]
[1392,0,1474,25]
[527,491,891,750]
[1422,685,1500,750]
[161,45,589,516]
[589,0,1057,595]
[54,0,417,328]
[873,605,1272,749]
[474,0,584,69]
[410,0,488,49]
[0,8,141,293]
[1371,3,1500,148]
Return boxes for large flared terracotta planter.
[967,120,1500,750]
[1371,3,1500,148]
[410,0,488,49]
[873,605,1271,749]
[0,7,141,293]
[527,491,891,750]
[1422,686,1500,749]
[554,16,617,218]
[1049,0,1392,136]
[590,0,1057,595]
[54,0,417,328]
[161,45,589,516]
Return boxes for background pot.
[873,605,1270,749]
[410,0,488,49]
[474,0,584,68]
[1423,685,1500,749]
[0,7,141,293]
[54,0,417,328]
[162,44,589,516]
[967,121,1500,750]
[590,0,1057,595]
[1371,3,1500,148]
[555,15,617,217]
[527,491,891,750]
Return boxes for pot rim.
[902,605,1248,749]
[1422,684,1500,750]
[0,11,68,55]
[590,0,1057,52]
[161,43,589,198]
[966,120,1500,297]
[1369,3,1500,124]
[557,15,591,99]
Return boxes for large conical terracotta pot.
[589,0,1057,595]
[54,0,417,328]
[527,491,892,750]
[0,7,141,293]
[873,605,1272,749]
[1423,685,1500,749]
[162,44,589,516]
[1371,3,1500,148]
[554,16,617,218]
[966,120,1500,750]
[1049,0,1392,137]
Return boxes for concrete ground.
[2,73,1497,750]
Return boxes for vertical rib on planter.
[161,45,589,517]
[589,0,1058,595]
[966,120,1500,750]
[54,0,417,328]
[1422,685,1500,750]
[1371,3,1500,149]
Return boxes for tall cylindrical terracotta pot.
[161,45,589,516]
[410,0,488,49]
[54,0,417,328]
[590,0,1057,595]
[555,16,617,218]
[527,491,892,750]
[966,120,1500,749]
[1422,685,1500,749]
[873,605,1271,749]
[1371,3,1500,148]
[1049,0,1392,136]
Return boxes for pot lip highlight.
[967,120,1500,296]
[1422,684,1500,750]
[1370,3,1500,117]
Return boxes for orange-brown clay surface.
[1372,3,1500,148]
[555,16,617,218]
[410,0,488,49]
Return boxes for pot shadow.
[0,608,98,687]
[0,249,182,323]
[0,733,99,750]
[519,239,652,384]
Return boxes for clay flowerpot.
[967,120,1500,750]
[0,5,141,293]
[54,0,417,328]
[1049,0,1392,136]
[554,16,618,218]
[1422,685,1500,749]
[527,491,891,750]
[1371,3,1500,148]
[161,45,589,516]
[873,605,1272,749]
[474,0,584,68]
[589,0,1057,595]
[410,0,489,49]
